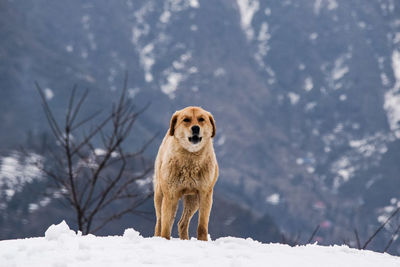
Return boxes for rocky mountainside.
[1,0,400,253]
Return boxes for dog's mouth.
[188,135,202,144]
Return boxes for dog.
[153,106,218,241]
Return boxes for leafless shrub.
[281,224,320,246]
[32,76,155,234]
[351,206,400,252]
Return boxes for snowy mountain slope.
[1,0,400,254]
[0,221,399,267]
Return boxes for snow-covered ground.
[0,221,399,267]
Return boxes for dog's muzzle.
[189,135,202,144]
[189,125,202,144]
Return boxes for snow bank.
[45,220,77,241]
[0,221,399,267]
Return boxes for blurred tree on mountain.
[30,77,155,234]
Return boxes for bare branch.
[35,82,63,142]
[306,225,320,244]
[69,88,89,126]
[66,84,78,125]
[85,149,128,229]
[71,115,112,156]
[70,109,103,131]
[354,229,361,249]
[384,222,400,252]
[34,75,154,234]
[91,194,151,234]
[362,207,400,249]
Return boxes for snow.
[130,2,154,82]
[331,156,355,189]
[304,77,313,91]
[214,68,226,77]
[216,134,226,146]
[309,33,318,40]
[28,203,40,212]
[44,88,54,100]
[160,10,171,23]
[384,50,400,138]
[236,0,259,40]
[254,22,271,68]
[45,221,76,241]
[321,51,352,91]
[1,221,399,267]
[314,0,322,15]
[314,0,338,15]
[141,43,155,83]
[381,73,390,86]
[266,193,280,205]
[327,0,338,10]
[160,52,195,99]
[132,0,202,85]
[332,56,349,81]
[0,152,43,201]
[393,33,400,44]
[65,45,73,53]
[288,92,300,105]
[188,0,199,8]
[348,135,388,157]
[161,72,184,98]
[128,88,140,98]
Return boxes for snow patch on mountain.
[304,77,314,92]
[131,2,154,82]
[332,56,350,81]
[43,88,54,100]
[161,52,197,98]
[236,0,259,40]
[0,152,43,202]
[314,0,338,15]
[321,50,352,91]
[254,22,271,69]
[328,132,390,190]
[141,43,156,82]
[288,92,300,105]
[130,0,200,90]
[384,50,400,138]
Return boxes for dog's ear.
[169,112,179,136]
[208,113,216,138]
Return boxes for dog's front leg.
[161,195,179,239]
[197,189,213,241]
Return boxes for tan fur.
[153,106,218,241]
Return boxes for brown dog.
[153,106,218,241]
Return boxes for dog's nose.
[191,125,200,135]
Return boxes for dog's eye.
[198,117,205,122]
[183,118,191,122]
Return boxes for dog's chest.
[167,157,210,187]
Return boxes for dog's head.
[169,106,216,152]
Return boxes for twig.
[384,222,400,252]
[354,229,361,249]
[34,75,154,234]
[362,207,400,249]
[306,225,320,244]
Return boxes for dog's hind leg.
[154,187,163,236]
[178,194,199,240]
